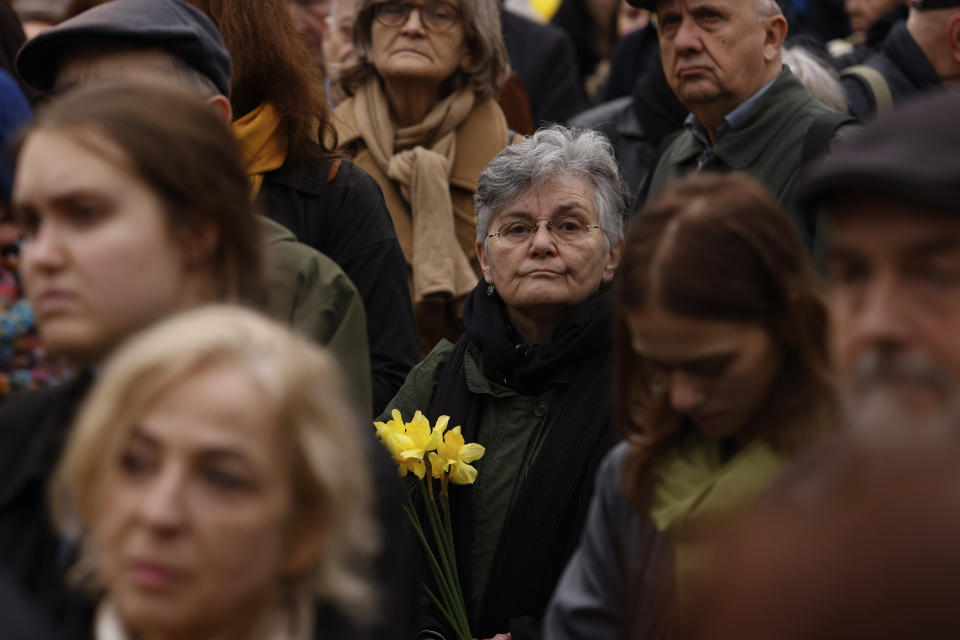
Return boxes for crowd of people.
[0,0,957,638]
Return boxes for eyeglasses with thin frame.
[487,216,603,245]
[371,1,462,32]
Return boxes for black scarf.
[429,279,616,638]
[462,278,613,395]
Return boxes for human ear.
[476,240,492,283]
[949,15,960,64]
[281,508,326,577]
[180,221,220,270]
[602,237,624,283]
[763,15,789,63]
[207,95,234,125]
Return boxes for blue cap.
[16,0,232,97]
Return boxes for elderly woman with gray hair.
[378,126,626,640]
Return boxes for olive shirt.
[376,339,573,615]
[259,216,372,417]
[645,67,859,249]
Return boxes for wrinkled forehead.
[824,192,960,260]
[496,173,599,220]
[54,45,179,93]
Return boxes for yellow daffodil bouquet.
[374,410,484,640]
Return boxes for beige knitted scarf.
[353,78,478,303]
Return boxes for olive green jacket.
[260,216,372,417]
[646,68,859,247]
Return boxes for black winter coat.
[259,155,420,416]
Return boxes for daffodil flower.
[374,410,445,479]
[429,425,485,485]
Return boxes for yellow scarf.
[651,435,785,615]
[351,78,478,304]
[232,102,288,200]
[652,436,784,535]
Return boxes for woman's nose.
[528,223,558,254]
[400,5,427,33]
[138,471,186,533]
[668,372,705,414]
[22,221,68,273]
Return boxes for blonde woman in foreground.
[51,306,378,640]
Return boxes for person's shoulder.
[502,9,572,48]
[0,381,85,487]
[327,157,387,201]
[569,96,634,131]
[374,340,457,423]
[600,441,630,480]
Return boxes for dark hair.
[341,0,509,103]
[17,80,265,304]
[616,172,833,509]
[185,0,337,160]
[0,0,32,97]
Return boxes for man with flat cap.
[801,91,960,430]
[634,0,857,248]
[841,0,960,117]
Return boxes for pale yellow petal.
[428,452,444,479]
[399,448,426,461]
[449,461,478,485]
[459,443,485,463]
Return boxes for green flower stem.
[434,491,470,636]
[440,495,467,617]
[418,480,471,637]
[402,502,459,611]
[424,583,470,640]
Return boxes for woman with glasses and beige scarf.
[333,0,512,355]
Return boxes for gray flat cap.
[16,0,231,97]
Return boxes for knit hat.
[16,0,231,97]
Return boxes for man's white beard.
[839,348,960,439]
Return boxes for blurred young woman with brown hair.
[543,171,835,640]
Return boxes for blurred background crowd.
[0,0,957,638]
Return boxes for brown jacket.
[333,97,511,352]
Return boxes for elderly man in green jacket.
[636,0,858,249]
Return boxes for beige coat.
[333,97,511,352]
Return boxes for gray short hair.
[782,45,848,113]
[475,126,628,251]
[757,0,783,19]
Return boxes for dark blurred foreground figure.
[52,306,378,640]
[0,569,58,639]
[801,91,960,432]
[839,0,960,117]
[543,171,834,640]
[381,127,625,640]
[689,428,960,640]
